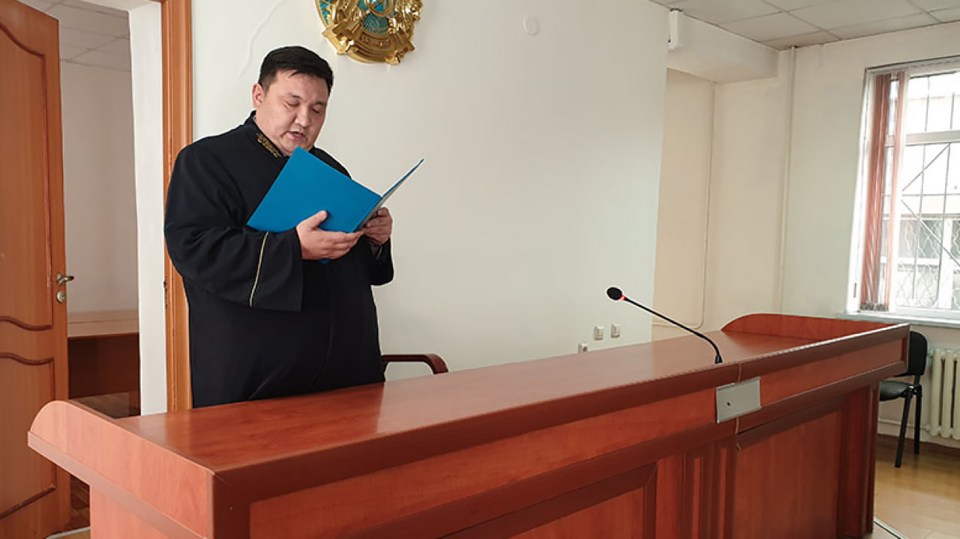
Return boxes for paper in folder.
[247,147,423,233]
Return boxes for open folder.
[247,147,423,233]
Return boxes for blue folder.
[247,147,423,233]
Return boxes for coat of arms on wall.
[316,0,422,64]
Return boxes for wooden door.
[0,0,71,537]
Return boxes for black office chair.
[879,331,927,468]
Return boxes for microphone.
[606,286,723,364]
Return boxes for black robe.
[164,115,393,408]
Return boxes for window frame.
[853,56,960,322]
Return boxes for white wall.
[778,23,960,448]
[653,69,713,339]
[782,23,960,319]
[61,62,138,313]
[127,1,165,414]
[100,0,960,447]
[654,54,793,339]
[701,54,794,330]
[667,12,778,83]
[186,0,670,374]
[657,23,960,449]
[77,0,165,411]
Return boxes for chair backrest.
[382,353,449,375]
[906,330,928,377]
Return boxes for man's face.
[252,70,329,156]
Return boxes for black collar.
[245,112,284,160]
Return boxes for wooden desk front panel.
[90,490,170,539]
[753,340,903,407]
[248,389,727,538]
[733,407,843,538]
[28,402,214,538]
[729,385,879,539]
[244,389,877,538]
[29,314,906,538]
[457,466,659,539]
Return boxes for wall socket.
[593,326,604,341]
[610,323,621,338]
[577,342,589,353]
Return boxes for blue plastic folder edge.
[246,147,422,234]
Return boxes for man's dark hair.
[258,46,334,92]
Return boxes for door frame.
[158,0,192,412]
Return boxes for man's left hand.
[363,207,393,246]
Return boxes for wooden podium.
[29,314,908,538]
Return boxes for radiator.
[928,348,960,440]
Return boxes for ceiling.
[18,0,130,72]
[648,0,960,49]
[15,0,960,69]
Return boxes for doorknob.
[55,273,74,304]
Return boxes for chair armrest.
[382,353,449,375]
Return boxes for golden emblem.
[316,0,422,65]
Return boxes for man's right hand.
[295,211,362,260]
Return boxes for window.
[856,58,960,319]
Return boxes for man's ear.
[252,83,265,108]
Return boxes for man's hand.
[296,211,362,260]
[363,207,393,246]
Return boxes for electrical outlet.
[610,323,621,338]
[577,342,589,353]
[593,326,604,341]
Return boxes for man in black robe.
[164,46,394,407]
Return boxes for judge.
[164,46,394,407]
